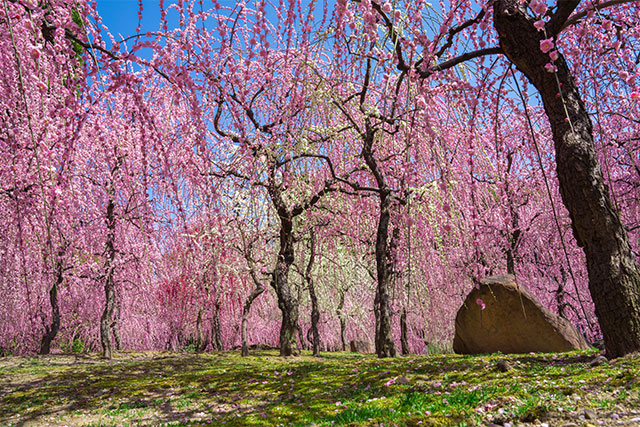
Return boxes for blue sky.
[96,0,163,42]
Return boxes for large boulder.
[453,274,590,354]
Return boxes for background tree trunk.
[337,290,346,352]
[101,194,116,359]
[211,301,223,351]
[306,228,321,356]
[39,253,63,355]
[400,308,409,355]
[494,0,640,358]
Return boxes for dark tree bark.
[305,228,321,356]
[195,308,210,352]
[494,0,640,357]
[268,197,300,356]
[100,193,117,359]
[400,308,410,355]
[555,267,570,321]
[337,290,347,351]
[112,289,122,351]
[362,123,396,358]
[239,233,267,357]
[39,249,64,355]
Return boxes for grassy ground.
[0,349,639,426]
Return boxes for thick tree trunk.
[494,0,640,357]
[101,195,116,359]
[39,254,63,355]
[400,308,409,355]
[270,213,300,357]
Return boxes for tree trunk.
[112,289,122,351]
[101,195,116,359]
[211,301,223,351]
[268,191,300,357]
[305,228,321,356]
[372,191,396,358]
[241,281,265,357]
[494,0,640,357]
[39,253,63,355]
[400,308,409,355]
[337,290,346,351]
[555,266,570,320]
[195,308,210,352]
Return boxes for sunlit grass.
[0,349,638,426]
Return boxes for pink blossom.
[30,46,40,60]
[531,0,547,15]
[534,20,545,31]
[476,298,486,310]
[544,63,557,73]
[631,92,640,100]
[549,50,559,61]
[540,38,554,53]
[381,2,392,13]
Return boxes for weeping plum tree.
[134,1,363,356]
[371,0,640,356]
[492,0,640,358]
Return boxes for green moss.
[0,349,638,426]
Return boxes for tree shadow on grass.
[0,350,610,426]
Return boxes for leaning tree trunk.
[40,252,64,354]
[241,273,265,356]
[101,195,117,359]
[306,228,321,356]
[494,0,640,358]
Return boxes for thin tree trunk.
[494,0,640,357]
[101,195,116,359]
[39,251,63,355]
[241,283,265,356]
[112,289,121,351]
[211,301,223,351]
[196,308,210,352]
[555,267,570,320]
[400,308,409,355]
[372,192,396,358]
[306,228,321,356]
[337,290,346,351]
[360,119,396,358]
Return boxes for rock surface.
[453,274,590,354]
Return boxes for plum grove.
[1,0,639,359]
